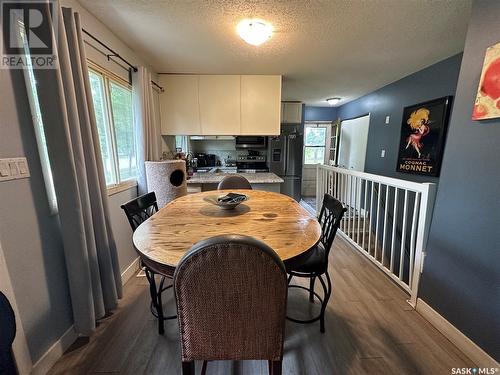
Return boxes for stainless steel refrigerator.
[268,124,303,201]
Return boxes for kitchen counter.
[187,172,284,184]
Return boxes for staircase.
[316,165,437,305]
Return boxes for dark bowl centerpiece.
[204,192,249,210]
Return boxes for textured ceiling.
[77,0,472,106]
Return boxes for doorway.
[301,121,332,213]
[338,114,370,172]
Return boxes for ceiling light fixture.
[326,97,341,106]
[237,19,273,46]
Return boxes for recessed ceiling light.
[237,19,273,46]
[326,97,341,106]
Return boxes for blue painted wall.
[304,106,338,121]
[337,54,463,183]
[419,0,500,360]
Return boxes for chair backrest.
[174,235,287,362]
[318,193,347,257]
[0,292,16,374]
[120,192,158,232]
[217,175,252,190]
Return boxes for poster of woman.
[396,96,453,177]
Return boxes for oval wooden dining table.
[133,190,322,277]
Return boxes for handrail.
[319,166,431,192]
[316,164,437,306]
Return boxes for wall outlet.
[385,116,390,124]
[0,157,30,182]
[381,149,386,158]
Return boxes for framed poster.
[472,42,500,120]
[396,96,453,177]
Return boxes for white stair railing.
[316,165,436,306]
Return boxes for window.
[175,136,190,153]
[304,123,330,164]
[88,66,137,187]
[18,20,58,213]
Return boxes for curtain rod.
[82,28,164,92]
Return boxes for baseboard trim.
[31,325,78,375]
[29,258,141,374]
[416,298,499,368]
[121,257,141,286]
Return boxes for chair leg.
[317,272,332,334]
[157,276,166,335]
[182,361,195,375]
[309,276,316,303]
[145,268,165,335]
[270,360,282,375]
[201,360,208,375]
[325,271,332,308]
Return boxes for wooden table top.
[133,190,321,274]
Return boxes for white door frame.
[0,239,33,374]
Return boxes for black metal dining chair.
[121,192,175,334]
[287,193,346,333]
[174,235,287,375]
[0,292,16,375]
[217,175,252,190]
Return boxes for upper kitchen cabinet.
[159,74,282,135]
[159,75,201,135]
[281,101,303,124]
[198,75,241,135]
[241,75,281,135]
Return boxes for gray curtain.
[133,67,161,195]
[32,4,122,335]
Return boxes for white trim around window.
[87,61,138,194]
[303,121,332,167]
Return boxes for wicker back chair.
[217,175,252,190]
[174,235,287,375]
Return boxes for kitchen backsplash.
[190,139,268,165]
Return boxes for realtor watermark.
[451,367,499,374]
[1,0,58,69]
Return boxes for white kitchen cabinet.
[241,75,281,135]
[198,75,240,135]
[159,74,282,135]
[159,75,201,135]
[281,102,302,124]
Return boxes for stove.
[236,154,268,172]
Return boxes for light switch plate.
[0,157,30,182]
[385,116,390,124]
[381,149,386,158]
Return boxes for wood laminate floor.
[48,237,474,374]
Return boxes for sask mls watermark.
[451,367,499,374]
[1,0,58,69]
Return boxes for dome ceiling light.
[237,19,273,46]
[326,97,341,106]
